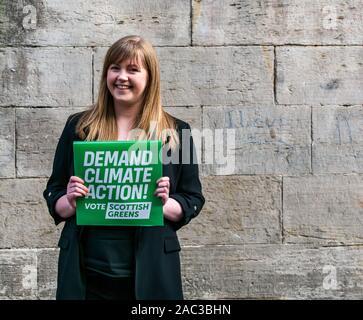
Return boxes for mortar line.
[190,0,193,46]
[2,44,363,48]
[14,108,17,178]
[5,176,49,180]
[310,105,313,174]
[281,176,285,244]
[201,105,204,166]
[273,46,277,105]
[35,249,39,299]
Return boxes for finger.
[154,187,168,195]
[68,182,88,190]
[155,191,168,200]
[159,176,170,182]
[156,177,170,184]
[69,186,88,195]
[154,190,169,197]
[70,183,89,192]
[70,176,85,184]
[157,181,170,188]
[68,192,84,200]
[160,194,168,204]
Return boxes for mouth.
[114,84,132,90]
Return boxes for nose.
[117,69,128,81]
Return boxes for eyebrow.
[111,61,141,69]
[128,63,141,68]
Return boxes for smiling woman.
[43,35,205,300]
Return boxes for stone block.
[202,105,311,175]
[16,107,85,177]
[37,249,58,300]
[179,175,282,245]
[181,244,363,299]
[277,47,363,105]
[0,178,62,249]
[164,106,202,131]
[313,105,363,173]
[0,108,15,178]
[0,47,92,106]
[192,0,363,45]
[0,249,37,299]
[0,0,190,46]
[283,175,363,245]
[94,46,274,107]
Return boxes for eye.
[128,65,140,72]
[110,65,119,70]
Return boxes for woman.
[43,35,205,300]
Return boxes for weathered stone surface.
[92,47,107,101]
[16,107,85,177]
[193,0,363,45]
[181,244,363,299]
[284,175,363,245]
[3,245,363,299]
[0,249,58,299]
[0,47,92,107]
[202,106,311,175]
[164,106,203,167]
[313,105,363,173]
[277,47,363,105]
[0,179,62,249]
[37,249,58,300]
[0,0,190,46]
[1,0,362,302]
[0,250,37,299]
[94,46,274,107]
[3,245,363,300]
[163,106,202,131]
[0,108,15,178]
[179,175,282,245]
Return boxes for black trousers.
[85,270,136,300]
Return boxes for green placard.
[73,140,163,226]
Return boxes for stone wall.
[0,0,362,299]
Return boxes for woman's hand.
[154,176,170,205]
[155,176,183,222]
[55,176,88,219]
[66,176,89,209]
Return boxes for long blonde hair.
[76,35,179,148]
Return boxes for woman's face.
[106,57,148,110]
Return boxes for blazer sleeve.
[169,122,205,231]
[43,116,75,226]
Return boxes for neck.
[113,101,142,140]
[114,100,143,124]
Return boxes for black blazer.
[43,112,205,300]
